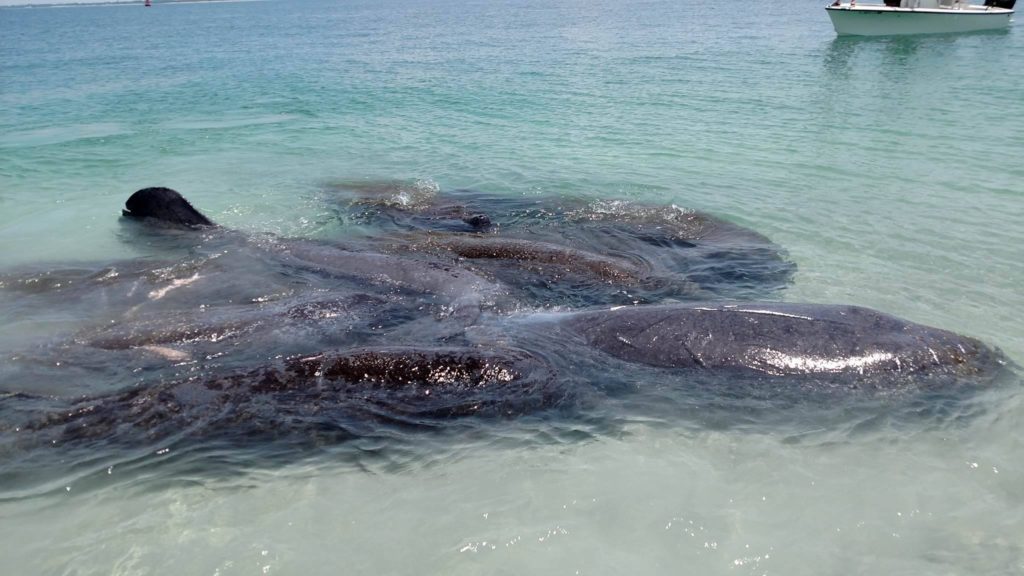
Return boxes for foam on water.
[1,0,1022,574]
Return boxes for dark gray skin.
[109,187,1002,382]
[328,183,797,302]
[277,239,508,322]
[116,186,790,308]
[117,187,510,320]
[423,235,646,283]
[557,302,1002,379]
[0,186,1013,489]
[399,233,706,307]
[8,301,1004,455]
[7,346,564,450]
[122,187,215,228]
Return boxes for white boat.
[826,0,1015,36]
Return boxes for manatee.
[7,346,563,450]
[79,294,390,352]
[122,187,215,228]
[5,187,507,339]
[0,184,1011,481]
[422,235,643,282]
[328,185,796,301]
[556,302,1004,381]
[117,187,511,319]
[121,186,792,306]
[276,239,509,321]
[324,179,492,232]
[3,301,1007,461]
[398,233,704,308]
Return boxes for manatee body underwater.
[0,186,1011,481]
[327,181,799,305]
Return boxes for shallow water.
[1,0,1023,574]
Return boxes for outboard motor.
[984,0,1015,9]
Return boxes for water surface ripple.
[1,0,1022,574]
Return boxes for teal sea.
[2,0,1023,574]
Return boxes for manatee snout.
[122,187,215,228]
[462,213,491,230]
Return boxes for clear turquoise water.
[1,1,1023,574]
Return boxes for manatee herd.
[0,183,1012,471]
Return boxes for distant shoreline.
[1,0,265,8]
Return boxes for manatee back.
[564,302,1002,379]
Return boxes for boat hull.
[826,6,1013,35]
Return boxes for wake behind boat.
[826,0,1015,36]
